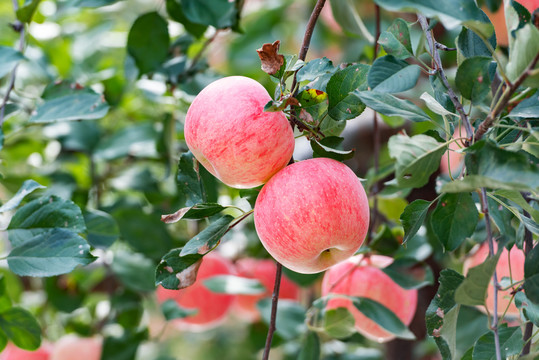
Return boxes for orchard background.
[0,0,538,359]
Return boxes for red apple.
[463,242,525,318]
[156,252,236,331]
[0,343,52,360]
[254,158,369,274]
[184,76,295,189]
[321,254,418,343]
[50,335,101,360]
[484,0,539,47]
[234,258,300,321]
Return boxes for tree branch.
[262,262,282,360]
[522,207,534,355]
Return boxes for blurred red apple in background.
[50,335,101,360]
[0,343,52,360]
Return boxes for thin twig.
[522,208,534,355]
[435,42,456,51]
[262,262,282,360]
[417,15,474,143]
[185,30,221,74]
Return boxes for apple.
[463,242,525,317]
[321,254,418,343]
[484,0,539,47]
[234,258,300,321]
[156,252,236,331]
[184,76,295,189]
[254,157,369,274]
[0,343,52,360]
[50,335,101,360]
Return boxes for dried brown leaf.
[256,40,284,75]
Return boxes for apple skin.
[184,76,295,189]
[0,343,52,360]
[321,255,418,343]
[485,0,539,47]
[254,158,369,274]
[463,242,525,317]
[234,258,300,321]
[50,335,101,360]
[156,252,236,331]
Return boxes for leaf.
[84,209,120,249]
[0,47,25,79]
[16,0,42,23]
[160,299,197,321]
[180,215,235,256]
[455,56,492,102]
[7,228,95,277]
[455,249,502,306]
[161,203,226,223]
[298,331,321,360]
[400,199,431,244]
[506,23,539,88]
[44,120,101,153]
[94,122,160,160]
[457,27,496,59]
[524,244,539,304]
[111,251,156,293]
[155,249,203,290]
[420,92,456,117]
[179,0,239,29]
[323,307,356,339]
[509,93,539,119]
[382,259,434,290]
[127,12,170,75]
[310,137,354,161]
[472,326,524,360]
[0,276,12,313]
[296,57,336,83]
[378,18,414,60]
[0,308,41,350]
[7,195,86,247]
[356,91,432,123]
[165,0,207,38]
[493,189,539,223]
[101,329,148,360]
[431,193,479,251]
[67,0,121,7]
[256,40,285,76]
[441,174,536,193]
[327,64,369,120]
[388,133,446,188]
[0,180,45,213]
[438,306,460,360]
[203,275,265,295]
[177,151,205,206]
[258,299,306,340]
[515,292,539,326]
[351,297,415,340]
[368,56,420,93]
[329,0,374,41]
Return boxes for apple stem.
[262,261,283,360]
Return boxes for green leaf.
[310,137,354,161]
[457,27,496,59]
[7,228,95,277]
[7,195,86,247]
[166,0,207,38]
[442,174,535,193]
[258,299,306,340]
[329,0,373,41]
[455,249,502,306]
[111,251,156,292]
[494,190,539,223]
[180,0,239,29]
[177,151,205,206]
[155,249,203,290]
[298,331,320,360]
[274,55,304,81]
[67,0,121,7]
[0,47,25,79]
[161,203,226,224]
[509,93,539,119]
[296,57,336,84]
[0,180,45,213]
[515,292,539,326]
[388,134,446,188]
[382,259,434,290]
[327,64,369,120]
[506,23,539,88]
[472,326,524,360]
[94,122,160,160]
[203,275,265,295]
[351,297,415,340]
[84,209,120,249]
[455,56,492,102]
[127,12,170,75]
[180,215,235,256]
[16,0,42,23]
[356,91,432,123]
[0,276,12,313]
[524,244,539,304]
[400,199,431,244]
[431,193,479,251]
[323,307,356,339]
[101,329,148,360]
[439,306,460,360]
[160,299,197,321]
[44,121,101,153]
[378,18,414,60]
[0,308,41,350]
[368,56,420,93]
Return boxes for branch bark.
[521,207,534,355]
[262,262,282,360]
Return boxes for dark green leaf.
[16,0,42,23]
[455,249,502,306]
[457,27,496,58]
[101,329,148,360]
[524,244,539,304]
[160,299,198,321]
[0,308,41,350]
[94,122,159,160]
[509,93,539,119]
[0,332,6,353]
[493,190,539,223]
[455,56,492,102]
[155,249,203,290]
[0,47,25,79]
[127,12,170,75]
[382,259,434,290]
[111,251,156,292]
[356,91,431,122]
[472,326,524,360]
[166,0,207,38]
[7,195,86,247]
[400,199,431,244]
[44,121,101,153]
[431,193,479,251]
[0,276,12,313]
[368,56,420,93]
[296,57,336,84]
[0,180,45,213]
[388,134,446,188]
[329,0,372,39]
[327,64,369,120]
[258,299,306,340]
[203,275,265,295]
[323,307,356,339]
[177,151,205,206]
[378,18,414,59]
[180,0,238,29]
[44,276,85,313]
[298,331,320,360]
[180,215,235,256]
[310,137,354,161]
[84,209,120,249]
[7,228,95,277]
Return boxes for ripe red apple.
[156,252,236,331]
[484,0,539,47]
[234,258,300,321]
[254,158,369,274]
[0,343,52,360]
[463,242,525,317]
[321,254,418,343]
[50,335,101,360]
[184,76,295,189]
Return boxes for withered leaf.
[257,40,285,75]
